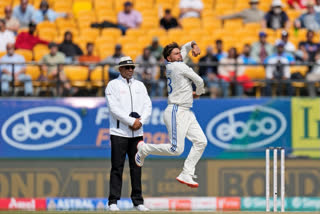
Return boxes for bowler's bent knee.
[169,145,184,156]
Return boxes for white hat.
[272,0,282,7]
[115,56,138,71]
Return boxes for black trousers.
[108,135,143,206]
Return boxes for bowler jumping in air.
[135,41,207,188]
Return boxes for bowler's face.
[119,66,135,80]
[168,48,182,62]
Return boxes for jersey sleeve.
[181,41,193,61]
[180,63,205,95]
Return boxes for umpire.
[105,56,152,211]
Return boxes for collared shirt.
[298,12,320,31]
[13,5,35,28]
[117,10,142,28]
[265,55,290,79]
[0,53,25,74]
[105,75,152,138]
[179,0,203,18]
[0,30,15,52]
[275,39,296,53]
[250,42,274,63]
[166,42,205,108]
[40,52,65,74]
[32,9,66,24]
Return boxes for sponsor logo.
[216,197,240,210]
[292,99,320,158]
[241,197,287,210]
[241,197,266,209]
[206,106,287,150]
[53,199,95,210]
[1,107,82,150]
[191,197,216,210]
[8,198,35,210]
[0,198,45,210]
[291,197,320,210]
[47,198,132,211]
[145,198,169,210]
[169,199,191,210]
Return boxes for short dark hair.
[86,42,94,48]
[216,39,222,44]
[165,9,171,14]
[163,42,179,61]
[64,30,72,37]
[48,42,58,48]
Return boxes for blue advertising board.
[0,98,291,158]
[46,198,133,210]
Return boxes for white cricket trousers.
[142,104,207,176]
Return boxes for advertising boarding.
[0,98,291,158]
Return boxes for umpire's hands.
[130,118,142,131]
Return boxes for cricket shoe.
[135,141,146,167]
[108,204,120,211]
[176,173,199,188]
[135,204,150,211]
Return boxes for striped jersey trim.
[170,104,178,152]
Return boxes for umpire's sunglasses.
[123,66,135,70]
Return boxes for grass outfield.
[1,212,320,214]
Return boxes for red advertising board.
[216,197,241,211]
[0,198,46,210]
[169,199,191,211]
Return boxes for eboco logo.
[206,106,287,150]
[2,107,82,150]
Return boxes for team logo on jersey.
[1,107,82,150]
[206,105,287,150]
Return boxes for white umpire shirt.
[105,75,152,138]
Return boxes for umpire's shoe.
[135,141,146,167]
[108,204,120,211]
